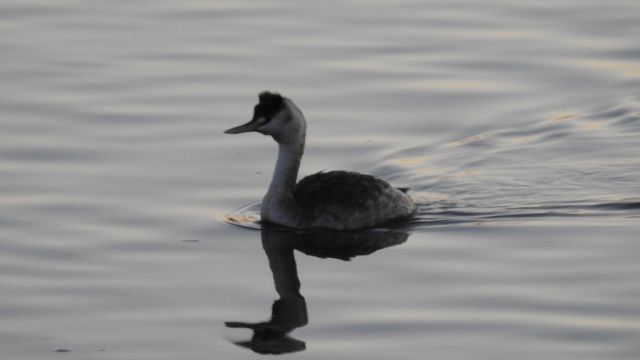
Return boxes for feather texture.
[293,171,416,229]
[294,171,391,209]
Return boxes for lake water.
[1,0,640,359]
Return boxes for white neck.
[261,100,306,227]
[268,140,304,195]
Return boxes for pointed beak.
[224,120,258,134]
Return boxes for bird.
[225,91,416,230]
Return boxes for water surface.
[1,0,640,359]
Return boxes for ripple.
[220,202,262,230]
[3,0,640,359]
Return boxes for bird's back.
[293,171,415,230]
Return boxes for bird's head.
[225,91,305,144]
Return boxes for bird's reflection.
[225,226,409,355]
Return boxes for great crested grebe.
[225,91,416,230]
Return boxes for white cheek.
[258,121,274,133]
[254,117,272,132]
[255,116,268,126]
[260,116,284,132]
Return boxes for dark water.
[1,1,640,359]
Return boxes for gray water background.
[1,0,640,359]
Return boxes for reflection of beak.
[224,119,259,134]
